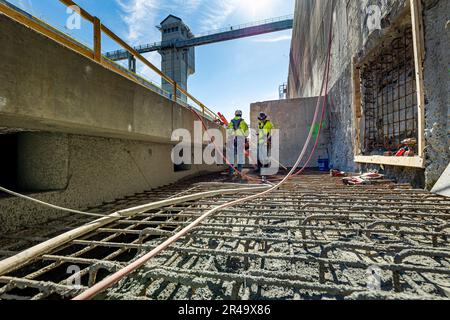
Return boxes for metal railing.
[0,0,218,120]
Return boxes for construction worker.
[257,112,275,172]
[227,110,249,178]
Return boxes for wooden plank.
[354,155,425,168]
[410,0,426,159]
[0,3,94,60]
[354,3,426,166]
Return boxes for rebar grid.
[0,173,449,300]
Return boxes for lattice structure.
[360,25,418,155]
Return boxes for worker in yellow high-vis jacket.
[257,112,275,172]
[227,110,249,177]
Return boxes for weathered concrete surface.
[431,162,450,198]
[250,97,330,168]
[287,0,450,188]
[0,13,214,144]
[0,133,222,234]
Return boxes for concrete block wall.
[287,0,450,188]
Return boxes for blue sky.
[9,0,294,120]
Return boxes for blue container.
[318,158,329,172]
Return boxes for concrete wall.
[287,0,449,188]
[250,97,330,168]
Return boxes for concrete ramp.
[431,163,450,197]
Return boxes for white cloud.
[253,34,292,43]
